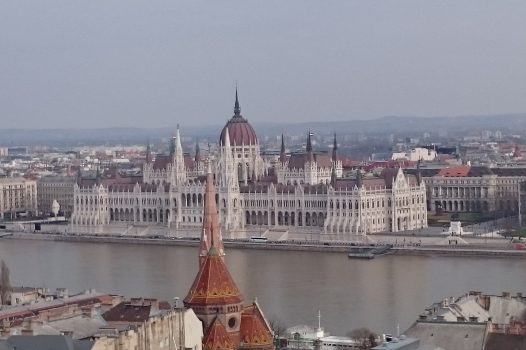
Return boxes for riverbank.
[3,232,526,258]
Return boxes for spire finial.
[234,86,241,117]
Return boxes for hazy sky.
[1,1,526,129]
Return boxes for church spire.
[234,87,241,118]
[199,162,225,266]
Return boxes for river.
[1,238,526,336]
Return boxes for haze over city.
[2,1,526,129]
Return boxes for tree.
[268,317,287,342]
[347,328,378,350]
[0,259,11,305]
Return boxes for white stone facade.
[71,133,427,237]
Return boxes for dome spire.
[234,86,241,118]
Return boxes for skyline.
[2,1,526,128]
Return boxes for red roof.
[437,165,471,177]
[203,317,236,350]
[184,248,244,306]
[239,302,274,350]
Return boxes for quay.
[3,231,526,259]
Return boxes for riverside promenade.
[3,231,526,259]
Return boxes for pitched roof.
[203,317,236,350]
[404,321,486,350]
[102,301,152,323]
[437,165,472,177]
[287,152,332,169]
[184,250,243,306]
[239,302,275,350]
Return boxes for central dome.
[219,90,258,146]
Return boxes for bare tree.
[268,317,287,341]
[0,260,11,305]
[347,328,378,350]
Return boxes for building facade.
[37,176,77,217]
[0,177,37,220]
[71,92,428,237]
[422,166,526,214]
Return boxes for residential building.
[0,177,37,220]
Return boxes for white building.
[71,91,427,237]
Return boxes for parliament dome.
[220,90,258,146]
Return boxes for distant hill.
[1,113,524,146]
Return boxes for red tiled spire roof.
[184,246,244,306]
[200,164,225,266]
[203,317,236,350]
[239,301,275,350]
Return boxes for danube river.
[1,239,526,335]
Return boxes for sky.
[1,1,526,129]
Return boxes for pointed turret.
[279,134,286,164]
[332,133,338,162]
[199,162,225,266]
[234,87,241,118]
[175,125,183,160]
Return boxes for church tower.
[184,163,244,343]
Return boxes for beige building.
[37,176,77,217]
[0,177,37,220]
[421,165,526,214]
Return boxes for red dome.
[219,89,258,146]
[220,116,258,146]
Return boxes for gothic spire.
[280,134,286,163]
[234,87,241,118]
[332,132,338,162]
